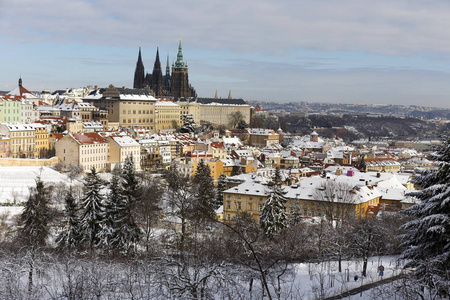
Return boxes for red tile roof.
[71,132,108,144]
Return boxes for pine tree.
[400,135,450,297]
[98,173,124,249]
[19,176,52,247]
[192,160,216,222]
[216,173,228,209]
[113,156,141,252]
[79,167,105,251]
[56,186,81,250]
[260,169,288,237]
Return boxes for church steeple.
[153,47,161,71]
[151,47,164,96]
[214,90,218,99]
[18,76,22,87]
[228,90,232,99]
[133,47,145,88]
[166,54,170,77]
[173,39,187,69]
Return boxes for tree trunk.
[28,261,33,294]
[362,259,368,277]
[338,254,342,273]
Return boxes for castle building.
[133,40,195,98]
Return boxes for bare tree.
[313,180,357,227]
[134,178,163,254]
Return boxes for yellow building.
[155,100,181,132]
[32,123,50,158]
[222,178,382,222]
[0,123,35,158]
[176,100,201,125]
[107,135,141,170]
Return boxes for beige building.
[155,100,182,132]
[248,128,280,147]
[197,98,251,127]
[55,132,109,172]
[0,123,35,158]
[83,85,157,131]
[176,100,201,124]
[107,135,141,170]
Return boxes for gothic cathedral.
[133,40,196,98]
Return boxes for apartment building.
[0,123,35,158]
[56,132,109,172]
[107,135,141,170]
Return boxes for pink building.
[0,135,10,158]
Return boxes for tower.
[171,39,193,98]
[151,48,164,96]
[133,47,145,89]
[164,54,171,92]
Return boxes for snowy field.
[0,166,73,204]
[286,256,403,299]
[0,253,405,299]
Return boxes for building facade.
[83,85,157,131]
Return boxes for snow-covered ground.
[0,166,73,204]
[286,256,403,300]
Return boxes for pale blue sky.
[1,0,450,108]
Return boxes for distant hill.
[284,114,442,141]
[0,91,9,94]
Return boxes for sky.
[1,0,450,108]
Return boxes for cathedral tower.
[151,48,164,96]
[133,47,145,89]
[171,40,194,98]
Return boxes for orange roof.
[210,142,225,149]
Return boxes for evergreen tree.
[192,160,216,222]
[98,173,124,249]
[260,169,288,237]
[216,173,228,209]
[114,156,141,252]
[400,135,450,297]
[19,176,52,247]
[79,167,105,251]
[56,186,81,250]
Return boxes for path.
[324,273,405,300]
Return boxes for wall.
[0,156,59,167]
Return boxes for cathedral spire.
[154,47,161,70]
[166,54,170,77]
[174,39,187,68]
[228,90,232,99]
[214,90,218,99]
[134,47,145,88]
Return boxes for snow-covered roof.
[156,100,180,107]
[110,136,140,147]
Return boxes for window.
[227,214,230,221]
[237,202,241,210]
[227,202,230,209]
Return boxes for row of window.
[122,119,153,124]
[123,110,153,115]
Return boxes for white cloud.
[2,0,450,54]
